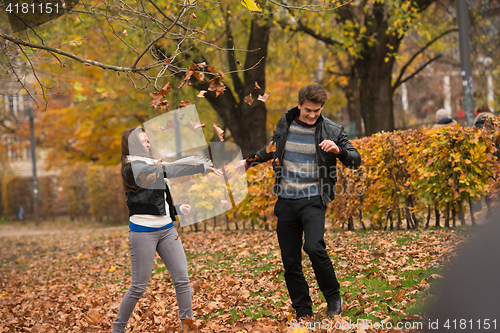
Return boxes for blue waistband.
[129,221,174,232]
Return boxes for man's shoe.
[327,296,343,318]
[296,307,314,319]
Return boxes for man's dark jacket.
[246,107,361,204]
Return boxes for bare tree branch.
[0,32,155,72]
[267,0,353,12]
[393,28,458,90]
[394,54,443,90]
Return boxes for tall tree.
[280,0,457,135]
[0,0,275,157]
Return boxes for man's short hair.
[477,103,492,114]
[298,84,328,106]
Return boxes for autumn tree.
[0,0,278,158]
[277,0,462,136]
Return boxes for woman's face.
[138,132,151,152]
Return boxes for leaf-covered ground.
[0,224,470,332]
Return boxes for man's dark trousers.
[275,195,340,317]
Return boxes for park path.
[0,224,127,238]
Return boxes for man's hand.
[235,159,249,174]
[180,204,191,215]
[319,140,340,154]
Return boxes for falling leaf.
[254,171,266,182]
[266,141,276,153]
[177,70,195,89]
[216,70,225,79]
[164,120,176,129]
[197,90,207,98]
[212,123,224,142]
[208,77,226,97]
[123,29,128,36]
[254,81,261,90]
[240,0,262,12]
[139,172,158,186]
[149,93,169,112]
[257,93,270,103]
[158,82,173,95]
[180,100,192,108]
[193,71,205,81]
[190,12,198,20]
[74,82,84,91]
[244,93,254,105]
[175,234,180,240]
[187,119,205,131]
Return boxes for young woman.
[112,127,220,332]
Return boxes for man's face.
[298,100,323,125]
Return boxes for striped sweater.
[279,118,320,199]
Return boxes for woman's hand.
[180,204,191,215]
[206,166,223,176]
[154,159,164,167]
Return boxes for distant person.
[237,84,361,319]
[111,127,221,333]
[16,205,24,220]
[432,108,458,129]
[474,103,495,129]
[474,103,497,217]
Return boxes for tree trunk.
[356,33,400,136]
[445,202,450,228]
[452,205,456,228]
[435,205,440,228]
[344,73,363,137]
[458,201,466,226]
[184,18,272,157]
[386,210,393,230]
[426,205,431,229]
[348,216,355,231]
[359,209,366,230]
[469,199,477,226]
[397,208,402,230]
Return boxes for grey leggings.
[112,227,193,333]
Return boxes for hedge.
[230,117,500,230]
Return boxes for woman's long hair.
[121,127,151,193]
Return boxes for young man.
[239,84,361,318]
